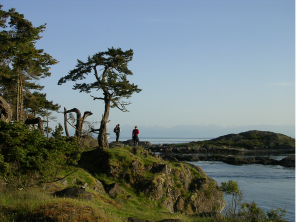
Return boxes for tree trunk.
[0,95,12,123]
[98,100,110,149]
[46,111,49,139]
[20,77,23,121]
[64,107,70,137]
[24,117,44,134]
[16,72,20,121]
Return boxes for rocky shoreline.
[109,138,295,168]
[160,153,295,167]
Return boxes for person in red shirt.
[132,126,139,147]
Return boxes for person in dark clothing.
[115,124,121,142]
[132,126,139,146]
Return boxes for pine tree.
[58,47,142,149]
[0,5,58,121]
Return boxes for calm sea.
[108,137,295,221]
[193,161,295,222]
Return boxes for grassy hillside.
[0,146,225,222]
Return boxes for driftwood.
[24,117,44,134]
[0,95,12,123]
[64,107,93,142]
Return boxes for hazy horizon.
[1,0,295,138]
[68,123,295,141]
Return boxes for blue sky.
[1,0,295,135]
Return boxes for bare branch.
[93,65,101,83]
[90,95,104,100]
[82,111,93,121]
[66,118,77,130]
[114,101,131,112]
[64,108,81,117]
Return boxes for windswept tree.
[58,47,142,149]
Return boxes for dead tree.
[64,107,93,142]
[24,117,44,134]
[0,95,12,123]
[64,107,70,137]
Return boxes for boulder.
[151,163,172,176]
[279,156,295,167]
[105,183,126,197]
[91,180,106,193]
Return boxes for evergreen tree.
[24,92,60,118]
[0,5,58,121]
[58,47,142,149]
[23,92,60,138]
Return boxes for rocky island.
[115,130,295,167]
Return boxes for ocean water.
[108,137,295,221]
[192,161,295,222]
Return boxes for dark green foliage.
[0,121,82,189]
[24,92,60,118]
[220,180,240,196]
[0,5,58,121]
[266,207,287,222]
[239,202,287,222]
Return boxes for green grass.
[0,185,220,222]
[0,145,288,222]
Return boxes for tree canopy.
[58,47,142,148]
[0,5,58,121]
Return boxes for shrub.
[0,121,82,189]
[220,180,287,221]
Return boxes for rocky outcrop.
[146,131,295,155]
[279,156,295,167]
[105,183,126,197]
[160,154,295,167]
[80,147,226,215]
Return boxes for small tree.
[220,180,287,221]
[220,180,244,218]
[42,109,57,139]
[58,47,142,149]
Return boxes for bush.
[0,121,82,189]
[220,180,287,222]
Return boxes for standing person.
[132,126,139,147]
[114,124,121,142]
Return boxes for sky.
[1,0,295,136]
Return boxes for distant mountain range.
[107,124,295,139]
